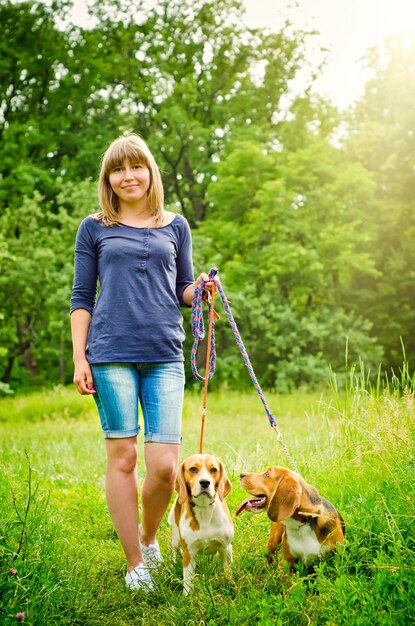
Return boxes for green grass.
[0,384,414,625]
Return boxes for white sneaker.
[125,564,154,592]
[139,526,163,568]
[141,539,163,568]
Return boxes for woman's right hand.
[73,358,96,395]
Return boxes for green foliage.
[190,128,383,390]
[0,384,414,624]
[0,179,96,387]
[347,35,415,372]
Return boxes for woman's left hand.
[183,272,212,306]
[195,273,212,289]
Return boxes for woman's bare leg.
[105,436,143,571]
[140,442,179,546]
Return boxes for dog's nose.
[199,479,210,489]
[240,473,246,478]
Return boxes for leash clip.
[202,287,220,320]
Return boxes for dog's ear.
[268,474,301,522]
[176,462,188,505]
[218,461,232,500]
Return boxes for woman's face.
[108,158,151,207]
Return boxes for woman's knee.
[106,438,138,474]
[157,462,177,485]
[146,459,177,487]
[144,443,179,486]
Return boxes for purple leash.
[191,267,300,474]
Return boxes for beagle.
[168,453,234,594]
[237,466,345,571]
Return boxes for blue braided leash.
[191,267,300,474]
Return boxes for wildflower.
[8,568,18,576]
[16,613,26,621]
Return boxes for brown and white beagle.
[237,466,345,571]
[168,453,234,594]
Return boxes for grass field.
[0,378,414,625]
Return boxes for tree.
[191,102,383,390]
[347,35,415,371]
[82,0,310,225]
[0,180,96,386]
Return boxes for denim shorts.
[90,362,185,443]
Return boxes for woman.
[70,133,209,591]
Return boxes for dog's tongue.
[235,498,251,516]
[235,497,263,516]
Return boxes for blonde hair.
[97,133,164,226]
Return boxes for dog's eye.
[189,467,198,474]
[263,471,270,478]
[209,468,218,475]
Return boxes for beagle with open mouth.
[168,453,234,594]
[236,466,345,571]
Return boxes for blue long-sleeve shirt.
[70,214,195,363]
